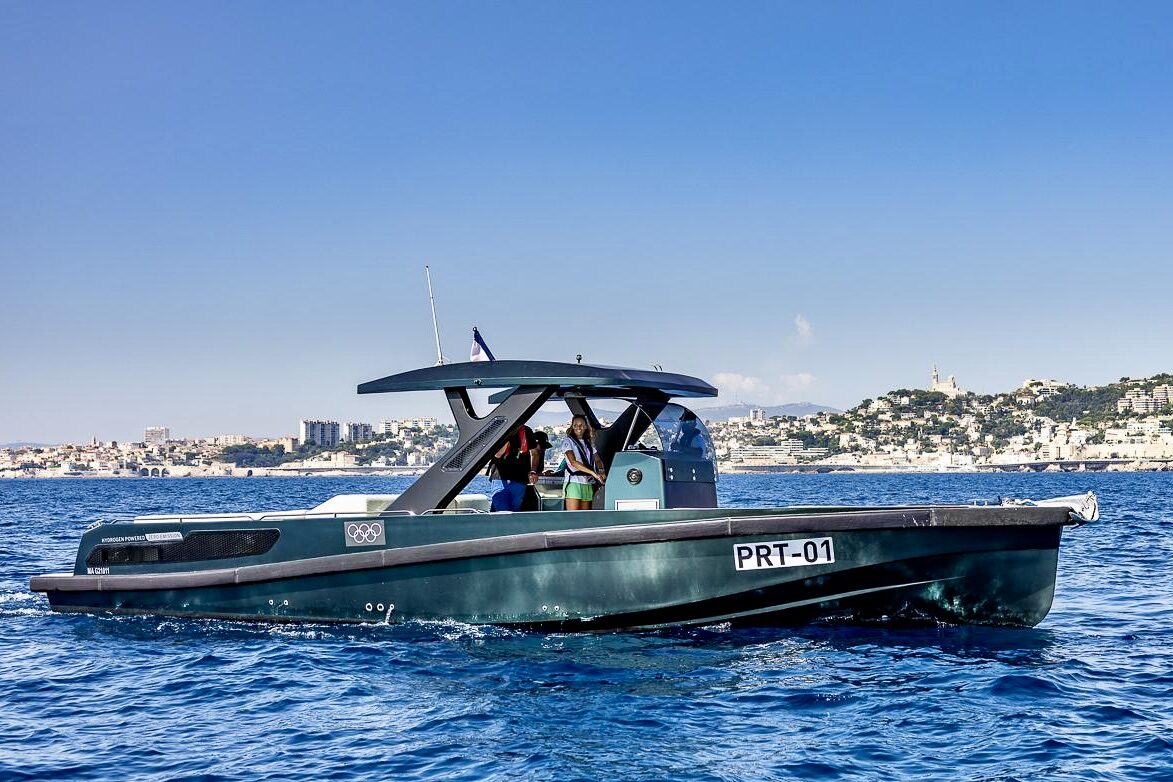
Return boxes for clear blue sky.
[3,2,1171,443]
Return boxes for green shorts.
[564,482,594,502]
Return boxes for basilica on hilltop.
[930,366,966,398]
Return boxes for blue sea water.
[1,473,1171,781]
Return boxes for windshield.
[625,403,716,465]
[654,404,716,462]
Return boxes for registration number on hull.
[734,537,835,571]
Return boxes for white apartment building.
[1119,420,1172,437]
[342,422,374,443]
[144,426,170,446]
[728,445,799,463]
[213,434,250,446]
[1117,389,1162,414]
[299,419,340,447]
[727,439,827,463]
[1022,378,1068,399]
[379,417,439,435]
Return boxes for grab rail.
[121,506,493,524]
[123,509,416,524]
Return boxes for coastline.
[5,460,1173,479]
[0,467,429,480]
[721,459,1173,474]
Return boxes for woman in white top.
[561,415,606,510]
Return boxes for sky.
[2,2,1171,444]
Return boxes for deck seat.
[310,494,401,514]
[448,494,490,512]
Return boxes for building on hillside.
[214,434,251,446]
[342,422,374,443]
[258,436,299,452]
[1117,389,1161,414]
[726,439,827,464]
[1021,378,1068,399]
[930,367,966,398]
[144,426,170,446]
[378,417,439,436]
[299,419,340,447]
[749,408,766,424]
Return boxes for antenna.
[424,265,445,365]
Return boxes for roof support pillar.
[389,385,554,515]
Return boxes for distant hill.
[1,442,53,449]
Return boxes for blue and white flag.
[470,327,496,362]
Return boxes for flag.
[470,327,496,362]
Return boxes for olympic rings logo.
[346,522,383,545]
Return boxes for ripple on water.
[987,673,1065,699]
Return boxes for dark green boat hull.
[34,506,1068,629]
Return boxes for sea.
[1,473,1170,781]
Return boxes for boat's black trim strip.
[30,506,1068,593]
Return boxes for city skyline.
[5,366,1169,448]
[6,374,1171,476]
[4,4,1172,443]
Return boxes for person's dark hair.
[567,415,595,446]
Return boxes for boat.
[30,360,1099,629]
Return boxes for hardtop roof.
[358,360,718,399]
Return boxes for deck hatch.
[86,529,280,567]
